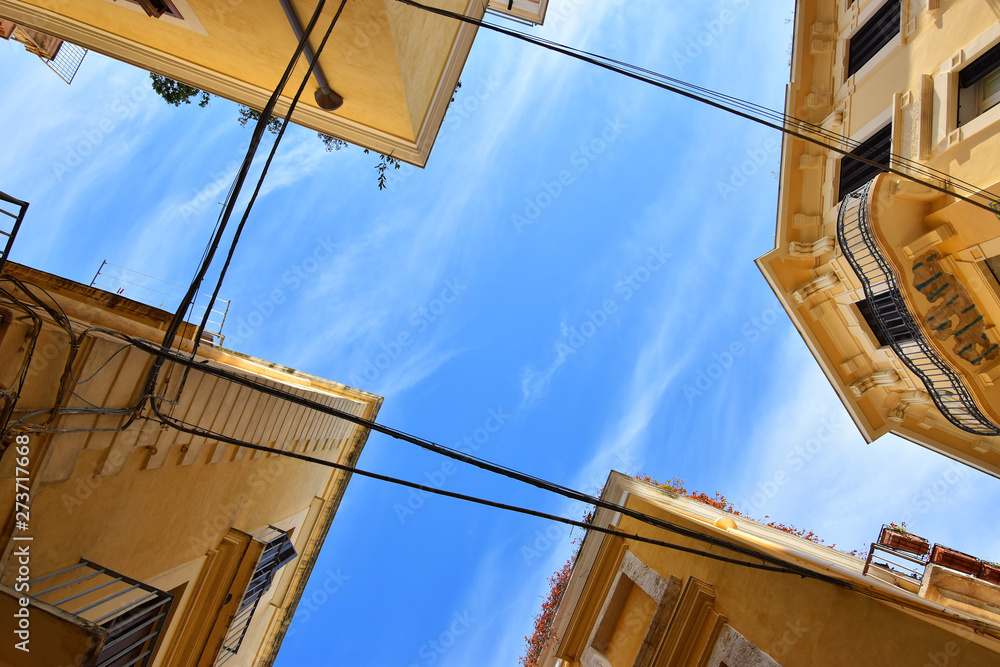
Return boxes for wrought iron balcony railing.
[836,178,1000,436]
[28,559,174,667]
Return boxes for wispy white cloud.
[736,327,1000,556]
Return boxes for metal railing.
[28,559,174,667]
[0,191,28,275]
[862,542,928,584]
[837,178,1000,436]
[43,40,88,84]
[91,261,230,344]
[215,527,296,665]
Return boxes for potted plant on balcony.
[930,544,981,576]
[979,561,1000,586]
[878,523,930,556]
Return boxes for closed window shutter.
[848,0,901,77]
[959,42,1000,90]
[839,123,892,200]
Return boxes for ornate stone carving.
[793,272,839,302]
[851,369,901,397]
[788,236,836,259]
[912,251,999,365]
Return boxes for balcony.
[837,178,1000,436]
[863,525,1000,625]
[8,559,174,667]
[0,190,27,275]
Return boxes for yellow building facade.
[757,0,1000,476]
[0,0,541,165]
[540,472,1000,666]
[0,259,382,666]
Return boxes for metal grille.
[28,560,174,667]
[0,190,28,275]
[215,527,297,665]
[42,40,88,85]
[847,0,901,77]
[837,177,1000,436]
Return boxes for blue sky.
[4,0,1000,664]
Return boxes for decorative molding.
[793,213,822,228]
[901,223,955,258]
[799,154,824,169]
[789,236,836,259]
[810,38,834,53]
[822,109,844,129]
[888,390,931,422]
[651,577,726,667]
[851,369,901,396]
[793,272,840,303]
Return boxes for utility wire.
[156,0,334,363]
[146,397,844,583]
[102,330,857,572]
[191,0,349,352]
[396,0,1000,212]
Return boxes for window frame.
[958,41,1000,127]
[846,0,902,79]
[838,121,893,201]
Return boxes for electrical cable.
[156,0,335,363]
[149,384,1000,641]
[190,0,349,353]
[146,397,846,583]
[101,329,857,571]
[395,0,1000,212]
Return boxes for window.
[117,0,183,19]
[847,0,900,78]
[216,528,297,664]
[839,123,891,200]
[958,42,1000,126]
[856,293,913,348]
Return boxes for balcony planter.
[930,545,981,576]
[979,562,1000,586]
[878,525,929,556]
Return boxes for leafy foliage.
[319,134,348,151]
[237,105,283,134]
[147,73,397,188]
[519,547,577,667]
[149,73,210,107]
[364,149,401,190]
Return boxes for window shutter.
[839,123,892,200]
[959,42,1000,90]
[134,0,169,18]
[848,0,901,77]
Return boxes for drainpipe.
[278,0,344,110]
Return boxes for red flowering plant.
[520,475,861,666]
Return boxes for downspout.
[278,0,344,110]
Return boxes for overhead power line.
[148,397,838,582]
[105,328,837,572]
[396,0,1000,213]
